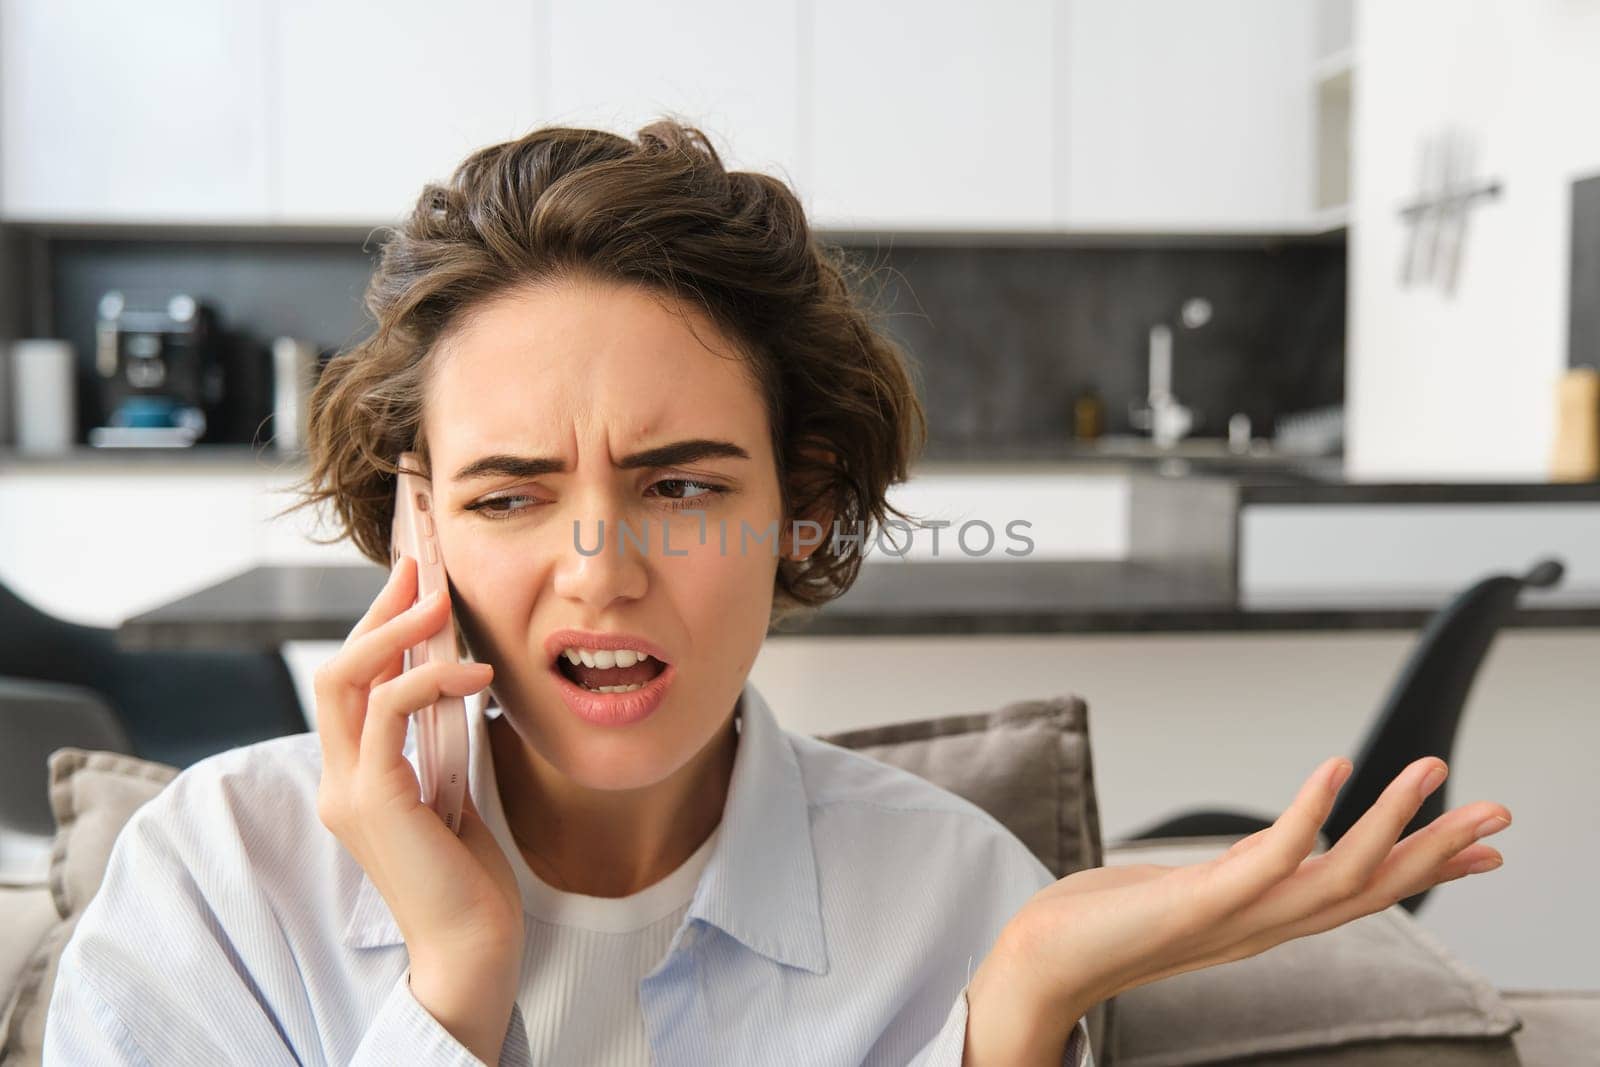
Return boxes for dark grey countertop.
[1233,478,1600,504]
[114,560,1600,651]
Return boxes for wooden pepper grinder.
[1550,366,1600,482]
[1073,387,1105,442]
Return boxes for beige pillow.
[1,748,178,1065]
[816,693,1103,874]
[1103,836,1522,1067]
[816,694,1109,1059]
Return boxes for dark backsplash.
[14,233,378,445]
[833,238,1346,455]
[11,229,1345,454]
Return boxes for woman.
[44,121,1512,1067]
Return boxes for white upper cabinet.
[544,0,801,182]
[1060,0,1317,232]
[0,0,1325,232]
[271,0,545,225]
[806,0,1056,231]
[0,0,273,222]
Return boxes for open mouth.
[553,648,669,694]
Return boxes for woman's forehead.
[425,282,770,464]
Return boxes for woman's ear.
[782,442,837,562]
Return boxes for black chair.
[1119,557,1565,914]
[0,578,307,773]
[0,677,134,838]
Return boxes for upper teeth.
[563,647,652,669]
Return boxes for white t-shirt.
[475,706,722,1066]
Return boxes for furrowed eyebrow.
[451,438,750,483]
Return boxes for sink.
[1085,435,1327,464]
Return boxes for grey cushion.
[1,748,178,1065]
[816,694,1109,1060]
[1102,836,1522,1067]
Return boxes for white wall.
[1348,0,1600,479]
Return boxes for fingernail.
[1473,816,1510,840]
[1466,856,1503,875]
[1330,760,1353,791]
[1418,765,1447,800]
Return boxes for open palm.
[991,756,1512,1022]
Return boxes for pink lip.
[549,657,676,727]
[544,628,676,728]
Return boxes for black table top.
[114,560,1600,651]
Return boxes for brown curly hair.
[276,118,926,634]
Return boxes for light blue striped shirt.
[44,679,1092,1066]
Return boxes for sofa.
[4,694,1597,1066]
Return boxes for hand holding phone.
[389,450,472,835]
[312,536,522,1062]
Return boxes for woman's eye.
[649,478,726,509]
[466,480,726,521]
[465,495,536,521]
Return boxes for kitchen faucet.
[1131,297,1211,448]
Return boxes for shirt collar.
[340,679,829,975]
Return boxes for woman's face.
[421,277,786,790]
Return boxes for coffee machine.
[90,290,275,448]
[91,291,222,447]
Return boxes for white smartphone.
[390,451,470,836]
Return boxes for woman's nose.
[551,507,650,608]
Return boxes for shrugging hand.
[967,756,1512,1065]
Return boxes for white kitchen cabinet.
[0,0,273,222]
[271,0,545,225]
[1060,0,1317,232]
[806,0,1056,231]
[544,0,801,181]
[0,460,364,629]
[1238,502,1600,606]
[0,0,1329,233]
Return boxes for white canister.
[271,337,321,453]
[10,339,77,454]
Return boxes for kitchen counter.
[774,558,1600,635]
[11,440,1596,648]
[114,558,1600,651]
[1233,478,1600,503]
